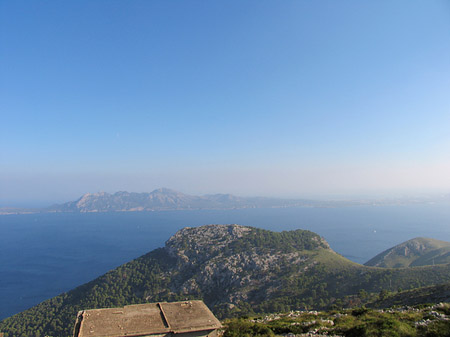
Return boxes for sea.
[1,203,450,320]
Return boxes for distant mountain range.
[44,188,318,213]
[2,188,449,214]
[2,224,450,336]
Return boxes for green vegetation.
[224,319,275,337]
[1,225,450,337]
[228,228,328,254]
[224,304,450,336]
[368,283,450,309]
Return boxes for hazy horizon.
[2,1,450,207]
[2,186,450,209]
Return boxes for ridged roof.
[73,300,222,337]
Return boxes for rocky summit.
[164,225,332,305]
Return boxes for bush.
[351,306,370,317]
[223,319,275,337]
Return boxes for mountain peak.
[365,237,450,268]
[151,187,183,195]
[164,224,331,269]
[76,192,109,208]
[166,224,252,258]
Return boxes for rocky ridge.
[42,188,365,213]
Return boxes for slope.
[368,282,450,309]
[365,237,450,268]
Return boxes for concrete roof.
[73,300,222,337]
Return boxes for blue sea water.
[1,203,450,320]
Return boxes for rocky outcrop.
[160,225,330,306]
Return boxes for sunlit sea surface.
[1,203,450,320]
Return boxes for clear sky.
[1,1,450,206]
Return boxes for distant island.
[1,188,449,214]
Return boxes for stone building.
[73,300,222,337]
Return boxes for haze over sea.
[1,203,450,320]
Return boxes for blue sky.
[1,1,450,205]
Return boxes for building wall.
[177,330,220,337]
[133,329,220,337]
